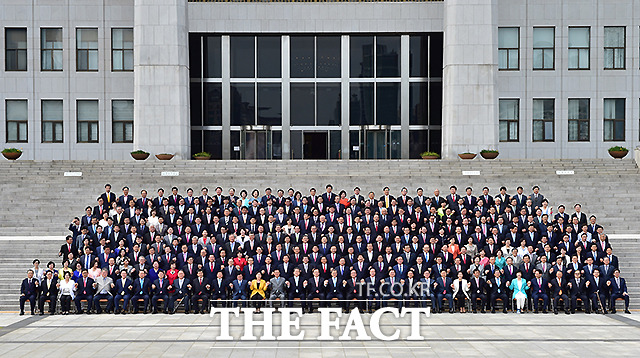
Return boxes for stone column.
[133,0,190,159]
[442,0,498,159]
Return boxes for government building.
[1,0,639,160]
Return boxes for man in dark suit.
[530,270,549,313]
[307,269,325,311]
[20,270,39,315]
[74,269,95,314]
[114,270,133,314]
[230,273,249,307]
[433,269,453,313]
[608,269,630,314]
[131,270,151,314]
[117,186,134,208]
[287,268,307,310]
[210,271,227,307]
[59,235,77,261]
[170,270,191,313]
[38,270,58,315]
[99,183,117,207]
[588,268,607,314]
[469,269,486,313]
[488,270,508,314]
[549,271,570,314]
[191,270,210,314]
[151,270,170,314]
[568,270,590,314]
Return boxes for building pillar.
[133,0,190,159]
[442,0,498,159]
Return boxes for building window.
[41,28,63,71]
[568,27,590,70]
[568,98,590,142]
[77,100,98,143]
[112,100,133,143]
[41,100,63,143]
[5,28,27,71]
[498,27,519,70]
[604,27,625,70]
[533,99,554,142]
[533,27,554,70]
[5,100,28,143]
[112,28,133,71]
[604,98,625,141]
[76,28,98,72]
[499,99,519,142]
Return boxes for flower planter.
[2,151,22,160]
[421,155,439,160]
[608,150,628,159]
[131,152,149,160]
[458,153,477,160]
[480,151,499,159]
[194,156,211,160]
[155,154,174,160]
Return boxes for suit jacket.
[40,277,59,297]
[21,278,39,296]
[100,192,117,206]
[610,277,628,295]
[549,277,567,297]
[115,277,133,296]
[173,278,191,296]
[132,277,151,296]
[76,277,95,296]
[433,276,453,295]
[152,278,170,295]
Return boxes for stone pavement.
[1,312,639,357]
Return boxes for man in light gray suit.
[92,268,115,313]
[269,269,287,308]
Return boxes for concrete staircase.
[0,159,639,310]
[0,239,61,312]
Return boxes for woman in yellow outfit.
[249,272,268,313]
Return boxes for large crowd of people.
[20,183,631,316]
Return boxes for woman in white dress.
[540,199,553,217]
[501,239,514,258]
[108,201,118,217]
[509,271,530,313]
[31,259,45,282]
[88,261,102,280]
[283,218,295,236]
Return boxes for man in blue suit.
[74,269,95,314]
[530,269,549,313]
[131,270,151,314]
[433,269,453,313]
[151,270,170,314]
[20,270,38,315]
[230,273,248,307]
[608,269,630,314]
[114,270,132,314]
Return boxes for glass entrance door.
[351,126,401,159]
[240,126,281,159]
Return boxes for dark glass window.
[230,36,254,78]
[350,36,373,78]
[257,36,281,78]
[190,83,202,126]
[290,84,315,126]
[409,35,428,78]
[203,130,223,159]
[409,83,428,125]
[230,83,255,125]
[409,130,428,159]
[5,28,27,71]
[349,83,373,125]
[329,130,341,159]
[317,83,341,126]
[188,34,201,78]
[257,84,281,126]
[203,83,222,126]
[290,36,314,78]
[429,81,442,125]
[204,35,222,78]
[429,33,443,78]
[376,83,400,125]
[316,36,341,78]
[376,36,400,77]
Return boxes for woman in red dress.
[166,261,179,294]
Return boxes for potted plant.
[480,149,499,159]
[155,153,174,160]
[193,151,211,160]
[458,152,477,160]
[608,146,629,159]
[2,148,22,160]
[420,151,440,160]
[130,150,150,160]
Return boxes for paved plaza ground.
[1,311,640,357]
